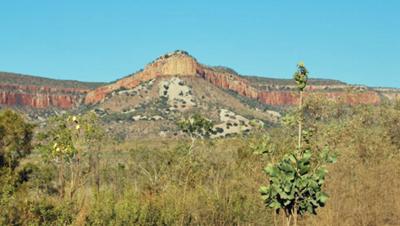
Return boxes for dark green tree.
[0,109,34,224]
[0,109,34,170]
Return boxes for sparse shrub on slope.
[178,114,214,152]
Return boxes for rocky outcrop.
[85,50,259,104]
[0,84,87,109]
[198,68,259,99]
[3,51,386,110]
[85,51,199,104]
[3,50,396,110]
[85,50,385,106]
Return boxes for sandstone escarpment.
[84,50,386,107]
[2,51,390,111]
[85,51,199,104]
[85,50,259,104]
[198,68,259,99]
[0,84,87,109]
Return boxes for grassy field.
[1,98,400,225]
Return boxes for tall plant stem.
[298,90,303,150]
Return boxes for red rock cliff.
[85,51,259,104]
[0,84,87,109]
[84,51,384,106]
[85,51,200,104]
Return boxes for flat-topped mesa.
[85,50,201,104]
[84,50,385,106]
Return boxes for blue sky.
[0,1,399,87]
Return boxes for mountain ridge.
[1,50,399,110]
[84,50,391,107]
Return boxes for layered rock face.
[0,84,87,109]
[85,51,260,104]
[85,50,384,106]
[85,51,200,104]
[1,51,387,109]
[198,68,259,99]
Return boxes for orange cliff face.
[85,51,259,104]
[84,50,384,106]
[198,68,259,99]
[85,51,199,104]
[1,51,386,109]
[0,84,87,109]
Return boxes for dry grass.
[3,103,400,225]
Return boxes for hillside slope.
[90,75,276,138]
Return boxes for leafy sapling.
[178,114,214,152]
[260,63,336,226]
[37,113,105,198]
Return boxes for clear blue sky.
[0,1,399,87]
